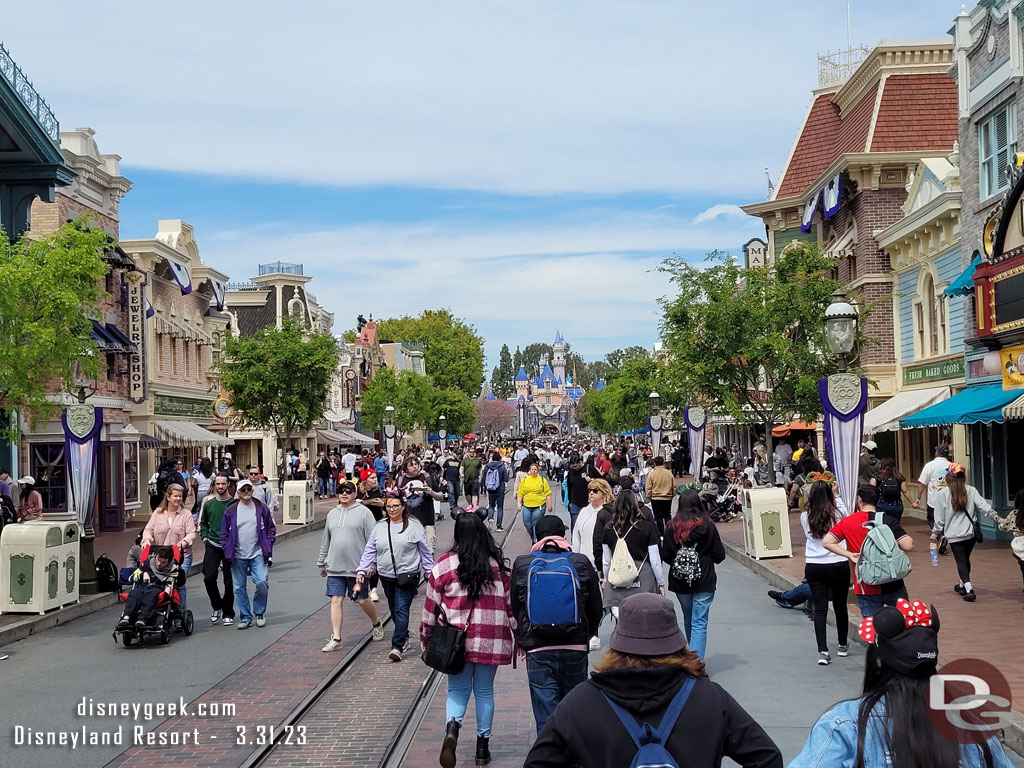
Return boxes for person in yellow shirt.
[516,462,551,543]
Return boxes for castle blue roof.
[594,378,607,391]
[486,392,496,400]
[566,385,584,400]
[553,329,564,344]
[515,365,529,382]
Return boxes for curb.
[722,537,1024,758]
[0,517,327,648]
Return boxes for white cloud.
[692,203,747,226]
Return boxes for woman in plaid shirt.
[421,513,514,768]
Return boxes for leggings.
[950,538,976,584]
[805,561,849,653]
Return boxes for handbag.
[386,518,421,589]
[421,605,467,674]
[967,508,984,543]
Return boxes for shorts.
[464,481,480,496]
[326,575,359,598]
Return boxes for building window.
[915,303,925,356]
[979,103,1017,199]
[170,336,177,373]
[913,271,949,359]
[30,443,66,512]
[124,442,139,504]
[184,341,191,378]
[106,352,116,382]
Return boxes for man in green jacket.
[200,473,235,626]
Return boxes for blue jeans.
[317,476,329,496]
[567,503,582,533]
[526,649,589,735]
[676,591,715,660]
[231,555,269,623]
[446,662,499,737]
[180,552,193,610]
[487,489,505,527]
[329,476,337,496]
[447,479,460,513]
[781,582,812,606]
[376,472,386,488]
[856,589,907,618]
[521,505,546,542]
[380,577,416,651]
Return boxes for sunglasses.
[339,487,356,494]
[588,489,601,493]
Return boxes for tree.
[474,398,517,438]
[430,387,475,436]
[604,346,651,381]
[492,344,515,399]
[512,346,524,372]
[0,220,111,441]
[361,367,435,444]
[659,244,857,450]
[583,359,612,388]
[374,309,485,397]
[220,315,340,481]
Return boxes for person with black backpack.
[660,489,725,663]
[511,515,603,736]
[875,456,918,522]
[524,592,782,768]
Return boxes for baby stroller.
[112,544,194,646]
[699,481,740,524]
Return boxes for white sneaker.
[817,651,832,665]
[372,623,385,641]
[836,645,849,657]
[589,636,602,651]
[322,637,343,652]
[222,617,234,626]
[370,588,379,602]
[210,610,222,624]
[255,614,266,628]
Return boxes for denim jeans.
[567,503,582,533]
[521,505,546,543]
[231,555,269,623]
[380,577,416,651]
[180,552,193,610]
[376,472,386,489]
[447,479,460,513]
[446,662,498,737]
[317,476,329,496]
[526,649,589,735]
[329,476,337,496]
[676,591,715,660]
[856,589,906,619]
[780,582,813,605]
[487,489,505,527]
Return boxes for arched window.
[913,268,949,359]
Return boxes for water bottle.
[930,540,939,567]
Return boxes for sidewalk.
[0,494,338,647]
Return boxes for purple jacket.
[221,498,276,561]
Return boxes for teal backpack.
[857,511,911,586]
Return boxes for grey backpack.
[857,511,911,586]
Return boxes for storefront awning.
[316,428,348,445]
[1002,391,1024,421]
[338,428,378,447]
[900,384,1020,428]
[944,254,983,297]
[863,386,950,434]
[771,419,817,437]
[153,420,233,448]
[138,432,167,450]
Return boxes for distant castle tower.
[515,365,530,398]
[552,330,566,384]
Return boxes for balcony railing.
[258,262,303,276]
[0,42,59,144]
[817,45,871,88]
[225,280,261,291]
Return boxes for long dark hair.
[383,489,409,532]
[451,513,509,600]
[876,456,902,484]
[796,453,823,477]
[668,489,705,544]
[806,481,839,539]
[611,489,644,535]
[198,457,214,479]
[855,645,989,768]
[947,472,967,514]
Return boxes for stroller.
[112,544,194,646]
[699,480,740,523]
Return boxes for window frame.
[979,102,1018,200]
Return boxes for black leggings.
[805,561,849,653]
[950,538,976,584]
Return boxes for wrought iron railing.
[225,280,262,291]
[0,42,59,144]
[258,261,303,276]
[817,45,871,88]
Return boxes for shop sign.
[126,272,147,403]
[903,358,965,385]
[1000,343,1024,389]
[743,238,768,269]
[154,394,213,417]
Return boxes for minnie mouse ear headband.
[858,599,939,677]
[806,471,836,484]
[947,462,966,477]
[384,487,407,502]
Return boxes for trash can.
[741,488,792,559]
[282,480,315,525]
[58,521,81,606]
[0,520,66,614]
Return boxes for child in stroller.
[114,544,194,645]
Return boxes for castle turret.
[515,364,530,398]
[552,330,566,384]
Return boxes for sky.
[5,1,959,370]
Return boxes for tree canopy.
[0,220,111,441]
[474,398,517,438]
[430,387,475,435]
[491,343,515,399]
[360,367,433,444]
[574,358,667,434]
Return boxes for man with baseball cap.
[858,440,880,487]
[916,444,951,538]
[524,592,782,767]
[221,478,276,629]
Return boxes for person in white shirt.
[800,477,850,665]
[571,478,614,651]
[342,450,358,480]
[915,444,951,531]
[931,462,997,602]
[513,445,529,465]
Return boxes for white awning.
[316,428,348,445]
[863,386,950,434]
[153,420,233,448]
[1003,392,1024,421]
[338,428,378,447]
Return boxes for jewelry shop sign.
[126,272,147,403]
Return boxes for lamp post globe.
[384,404,395,426]
[824,289,859,371]
[648,391,660,416]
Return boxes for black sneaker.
[963,590,977,602]
[954,583,966,595]
[134,620,146,633]
[767,590,783,600]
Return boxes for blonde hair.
[587,478,613,504]
[157,483,186,514]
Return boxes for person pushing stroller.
[117,545,180,633]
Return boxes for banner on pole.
[62,405,103,535]
[684,407,707,477]
[819,374,868,515]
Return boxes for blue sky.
[7,1,957,368]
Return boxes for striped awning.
[863,386,950,434]
[153,420,233,448]
[1003,392,1024,421]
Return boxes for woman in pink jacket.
[142,483,196,608]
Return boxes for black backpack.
[879,474,901,503]
[156,469,176,498]
[95,553,120,592]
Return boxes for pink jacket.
[142,508,196,554]
[421,552,515,667]
[18,490,42,521]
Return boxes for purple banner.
[62,406,103,533]
[819,375,868,515]
[684,407,707,477]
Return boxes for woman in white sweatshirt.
[931,462,997,602]
[571,478,613,650]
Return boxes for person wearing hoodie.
[660,489,726,662]
[511,515,603,735]
[564,454,589,532]
[523,592,782,768]
[858,440,880,487]
[481,451,510,531]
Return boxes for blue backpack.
[485,464,503,491]
[601,676,695,768]
[526,551,582,633]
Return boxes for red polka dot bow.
[858,599,933,644]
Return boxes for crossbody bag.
[386,520,422,589]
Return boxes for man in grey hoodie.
[317,481,384,651]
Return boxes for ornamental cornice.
[875,192,961,269]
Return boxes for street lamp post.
[517,398,526,437]
[383,404,396,468]
[438,413,448,454]
[819,289,868,515]
[648,391,663,459]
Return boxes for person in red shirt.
[823,484,913,619]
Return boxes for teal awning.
[944,254,983,297]
[900,383,1020,428]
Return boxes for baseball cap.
[936,444,950,456]
[338,481,357,493]
[236,479,254,491]
[861,440,878,451]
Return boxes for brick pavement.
[718,507,1024,714]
